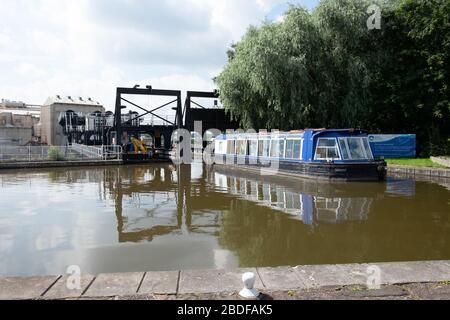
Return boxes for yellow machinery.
[131,137,148,154]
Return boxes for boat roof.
[215,129,368,140]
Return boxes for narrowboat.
[213,129,387,181]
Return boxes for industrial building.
[1,87,238,161]
[0,99,41,113]
[40,96,104,146]
[0,112,40,146]
[0,99,27,109]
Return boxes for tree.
[371,0,450,155]
[216,0,450,155]
[217,6,319,129]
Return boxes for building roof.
[1,99,26,108]
[44,96,102,107]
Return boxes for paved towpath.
[1,260,450,300]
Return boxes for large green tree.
[370,0,450,155]
[216,0,450,155]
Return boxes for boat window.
[270,139,285,158]
[258,140,270,157]
[216,140,226,154]
[215,140,220,153]
[285,140,294,158]
[348,138,365,159]
[315,138,341,160]
[222,141,227,154]
[258,140,264,157]
[215,141,219,153]
[249,140,258,157]
[285,140,302,159]
[237,140,247,156]
[227,140,236,154]
[338,139,349,160]
[338,137,373,160]
[191,132,202,146]
[293,140,302,159]
[362,138,374,159]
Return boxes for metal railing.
[102,145,122,160]
[0,145,122,162]
[71,144,122,160]
[141,115,176,126]
[70,143,101,159]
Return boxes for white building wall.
[40,97,105,146]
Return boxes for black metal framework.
[184,90,219,129]
[114,86,182,148]
[184,90,239,134]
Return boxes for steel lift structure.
[59,85,241,163]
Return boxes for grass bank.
[386,158,446,168]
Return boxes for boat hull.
[214,157,387,182]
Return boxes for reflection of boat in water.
[212,166,384,225]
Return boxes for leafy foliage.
[216,0,450,156]
[48,147,65,161]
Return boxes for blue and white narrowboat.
[213,129,387,181]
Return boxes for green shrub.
[48,147,65,161]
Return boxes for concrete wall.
[0,127,32,145]
[0,112,13,126]
[0,112,36,145]
[40,106,51,145]
[0,112,39,128]
[41,103,104,146]
[12,114,38,128]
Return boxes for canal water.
[0,164,449,277]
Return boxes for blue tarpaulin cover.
[368,134,416,158]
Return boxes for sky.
[0,0,318,111]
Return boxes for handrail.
[71,143,102,159]
[0,144,123,162]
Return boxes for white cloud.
[0,31,11,48]
[275,14,286,23]
[14,63,46,78]
[0,0,313,108]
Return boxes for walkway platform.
[1,260,450,300]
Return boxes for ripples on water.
[0,164,449,277]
